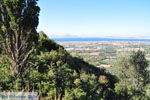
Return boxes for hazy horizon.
[47,34,150,39]
[37,0,150,38]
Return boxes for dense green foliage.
[0,0,40,77]
[112,51,150,100]
[0,0,150,100]
[0,31,117,99]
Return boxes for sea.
[53,38,150,42]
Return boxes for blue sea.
[53,38,150,42]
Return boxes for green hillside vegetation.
[0,31,117,99]
[0,0,150,100]
[112,51,150,100]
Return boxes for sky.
[37,0,150,38]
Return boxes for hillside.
[0,31,117,100]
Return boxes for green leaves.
[0,0,40,77]
[113,51,150,100]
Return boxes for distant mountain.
[105,36,150,39]
[49,34,79,38]
[49,34,150,39]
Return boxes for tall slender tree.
[0,0,40,77]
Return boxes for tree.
[113,51,150,100]
[114,51,149,89]
[37,31,63,53]
[130,50,150,88]
[0,0,40,77]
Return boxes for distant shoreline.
[53,38,150,42]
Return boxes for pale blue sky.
[37,0,150,38]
